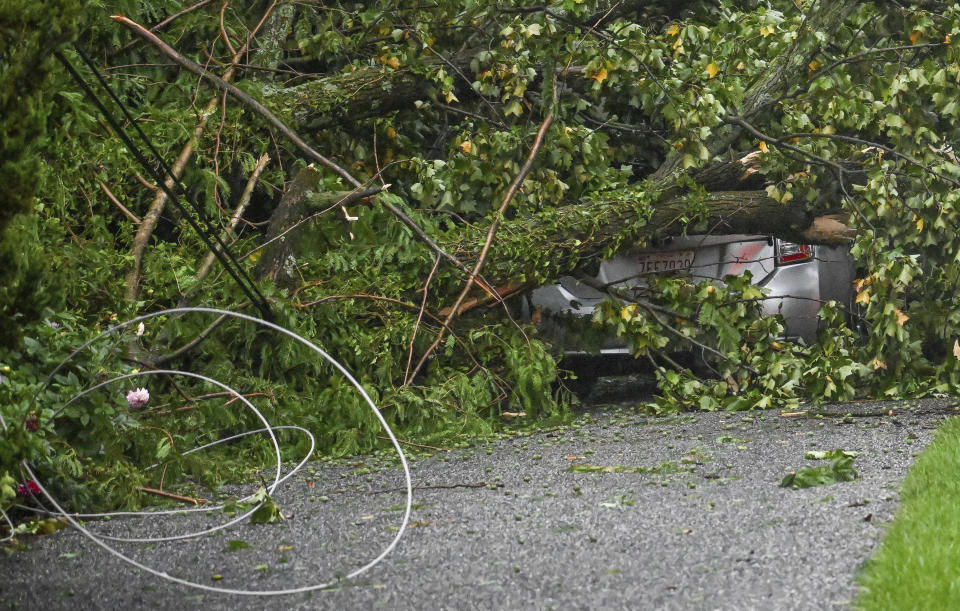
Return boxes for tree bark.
[262,65,431,130]
[250,1,295,71]
[256,166,382,286]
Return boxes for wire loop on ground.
[2,307,412,596]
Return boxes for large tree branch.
[443,188,853,288]
[254,166,383,286]
[112,14,363,189]
[275,168,855,293]
[262,64,429,130]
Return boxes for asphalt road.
[2,397,957,610]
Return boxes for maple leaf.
[895,308,909,326]
[705,62,720,78]
[589,67,609,84]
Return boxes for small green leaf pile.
[781,450,859,489]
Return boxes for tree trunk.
[268,166,854,292]
[443,188,853,287]
[256,166,381,286]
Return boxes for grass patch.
[856,417,960,609]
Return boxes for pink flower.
[16,481,41,497]
[126,387,150,408]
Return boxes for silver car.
[529,234,856,357]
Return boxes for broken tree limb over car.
[274,172,856,290]
[113,1,861,293]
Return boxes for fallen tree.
[74,1,960,395]
[246,2,860,282]
[6,0,960,514]
[150,0,856,291]
[98,0,959,399]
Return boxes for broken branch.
[191,153,270,289]
[407,110,555,382]
[97,179,141,224]
[111,14,362,190]
[138,487,208,505]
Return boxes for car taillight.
[775,240,813,265]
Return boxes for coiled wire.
[1,307,413,595]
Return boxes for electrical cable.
[13,425,314,521]
[3,307,413,595]
[50,369,284,543]
[70,45,268,316]
[53,48,273,321]
[0,507,12,544]
[13,425,314,524]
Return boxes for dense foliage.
[4,0,960,515]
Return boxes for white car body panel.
[531,234,855,350]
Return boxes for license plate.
[637,250,695,274]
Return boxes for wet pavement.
[2,397,957,610]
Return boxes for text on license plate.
[637,250,695,274]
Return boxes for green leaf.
[249,491,285,525]
[225,539,252,552]
[781,456,858,489]
[804,449,858,460]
